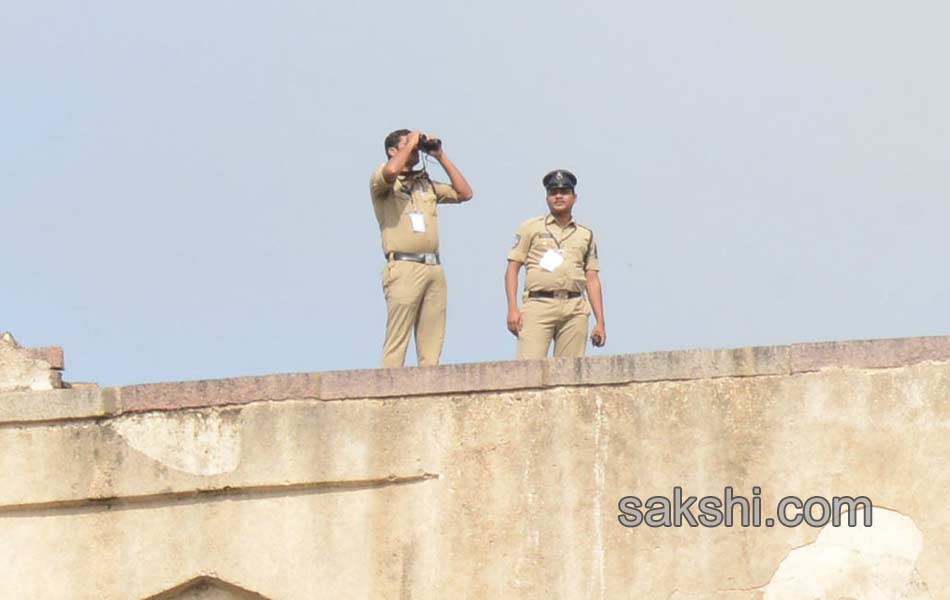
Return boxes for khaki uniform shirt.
[370,164,461,255]
[507,215,600,294]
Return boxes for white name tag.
[409,211,426,233]
[539,249,564,272]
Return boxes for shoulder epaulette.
[577,224,595,262]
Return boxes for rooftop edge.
[1,333,949,424]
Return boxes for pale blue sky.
[3,1,948,385]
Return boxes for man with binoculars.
[369,129,474,368]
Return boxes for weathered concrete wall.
[1,335,948,599]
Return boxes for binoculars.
[418,135,442,153]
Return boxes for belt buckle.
[553,290,568,300]
[424,254,437,266]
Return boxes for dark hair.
[384,129,411,156]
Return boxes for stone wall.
[1,334,948,599]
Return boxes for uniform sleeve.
[507,222,532,263]
[432,180,461,204]
[370,165,392,201]
[584,233,600,271]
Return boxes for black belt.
[387,251,440,265]
[528,290,582,299]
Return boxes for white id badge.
[409,211,426,233]
[539,249,564,272]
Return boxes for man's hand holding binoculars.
[403,130,473,202]
[412,131,443,158]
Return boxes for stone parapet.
[0,334,948,598]
[0,332,949,598]
[3,334,949,419]
[790,335,950,372]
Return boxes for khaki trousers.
[381,261,447,368]
[517,296,590,359]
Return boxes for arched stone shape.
[142,576,271,600]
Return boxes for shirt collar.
[545,214,576,228]
[397,169,429,182]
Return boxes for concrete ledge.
[0,387,108,425]
[791,335,950,373]
[0,473,439,516]
[544,344,790,386]
[117,372,321,413]
[320,360,545,400]
[2,335,949,420]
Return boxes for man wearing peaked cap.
[504,169,607,359]
[543,169,576,189]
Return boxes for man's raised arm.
[381,130,422,183]
[428,142,473,201]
